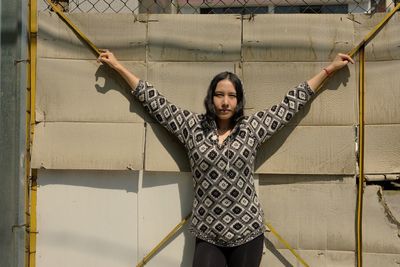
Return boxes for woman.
[98,51,354,267]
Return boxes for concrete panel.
[354,13,400,61]
[363,253,400,267]
[365,125,400,174]
[36,58,146,123]
[147,62,236,114]
[255,126,356,175]
[259,183,357,251]
[145,124,355,174]
[243,62,357,125]
[384,190,400,222]
[363,186,400,254]
[365,60,400,124]
[243,14,354,62]
[260,174,355,185]
[242,62,357,126]
[38,12,146,60]
[261,249,400,267]
[148,14,241,62]
[36,170,139,267]
[139,171,194,267]
[31,122,144,170]
[145,123,189,172]
[261,248,355,267]
[259,181,400,266]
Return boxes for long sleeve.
[132,80,199,145]
[245,81,314,146]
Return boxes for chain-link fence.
[40,0,399,15]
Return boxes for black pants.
[192,234,264,267]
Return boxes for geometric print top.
[132,80,314,247]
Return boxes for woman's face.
[213,79,238,123]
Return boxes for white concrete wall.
[36,170,140,267]
[33,12,400,266]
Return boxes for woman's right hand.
[97,49,141,90]
[97,49,121,70]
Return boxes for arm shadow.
[94,64,191,171]
[255,66,351,170]
[94,64,150,121]
[96,64,194,264]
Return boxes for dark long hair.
[204,71,245,124]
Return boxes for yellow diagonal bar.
[348,3,400,58]
[315,2,400,91]
[136,213,192,267]
[44,0,100,56]
[266,223,310,267]
[134,213,311,267]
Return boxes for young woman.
[98,51,354,267]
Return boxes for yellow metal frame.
[44,0,100,57]
[28,2,400,267]
[135,214,310,267]
[265,223,310,267]
[357,46,365,267]
[28,0,38,267]
[347,5,400,267]
[136,213,191,267]
[347,4,400,58]
[315,4,400,92]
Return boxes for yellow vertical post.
[28,0,38,267]
[356,46,365,267]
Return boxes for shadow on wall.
[135,224,195,267]
[141,172,194,266]
[94,64,152,122]
[94,63,352,173]
[264,237,294,267]
[255,66,351,170]
[38,169,139,192]
[94,64,191,171]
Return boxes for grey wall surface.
[0,0,27,267]
[31,11,400,267]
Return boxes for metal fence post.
[0,0,28,267]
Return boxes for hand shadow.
[255,65,352,170]
[94,64,190,170]
[94,63,148,119]
[322,65,352,92]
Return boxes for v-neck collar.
[207,119,242,149]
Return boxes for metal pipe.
[28,0,38,267]
[356,45,365,267]
[365,174,400,182]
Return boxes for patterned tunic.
[132,80,314,247]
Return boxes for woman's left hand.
[307,53,355,92]
[325,53,355,73]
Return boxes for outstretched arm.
[97,49,140,90]
[247,53,354,146]
[307,53,355,93]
